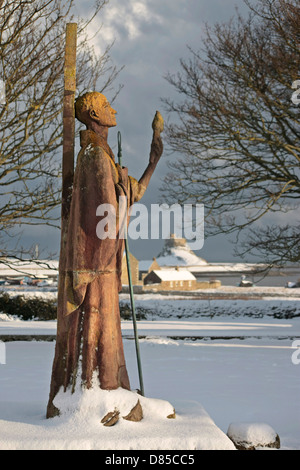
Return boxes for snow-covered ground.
[0,287,299,450]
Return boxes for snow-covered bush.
[0,293,57,320]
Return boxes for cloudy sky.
[27,0,252,262]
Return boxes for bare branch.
[162,0,300,263]
[0,0,122,262]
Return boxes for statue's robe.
[47,130,146,417]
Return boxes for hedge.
[0,293,147,321]
[0,293,57,321]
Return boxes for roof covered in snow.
[149,269,196,281]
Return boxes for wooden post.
[62,23,77,229]
[59,22,77,279]
[46,23,77,419]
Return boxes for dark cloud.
[88,0,247,261]
[20,0,250,261]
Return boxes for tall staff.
[118,131,145,397]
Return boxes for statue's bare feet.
[101,408,120,426]
[123,400,143,422]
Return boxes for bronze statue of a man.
[46,92,163,418]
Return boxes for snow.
[0,259,58,278]
[0,342,235,451]
[43,386,234,451]
[227,422,278,448]
[148,269,196,281]
[0,313,14,322]
[156,247,208,267]
[0,286,300,450]
[185,262,267,273]
[155,238,208,267]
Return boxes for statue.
[46,92,163,419]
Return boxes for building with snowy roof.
[138,235,280,287]
[143,269,197,291]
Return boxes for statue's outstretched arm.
[138,111,164,194]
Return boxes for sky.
[17,0,253,263]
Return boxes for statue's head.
[75,92,117,128]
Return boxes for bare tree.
[162,0,300,265]
[0,0,121,260]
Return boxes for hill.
[155,234,207,267]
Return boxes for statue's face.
[75,92,117,128]
[92,94,117,128]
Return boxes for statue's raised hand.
[149,111,164,165]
